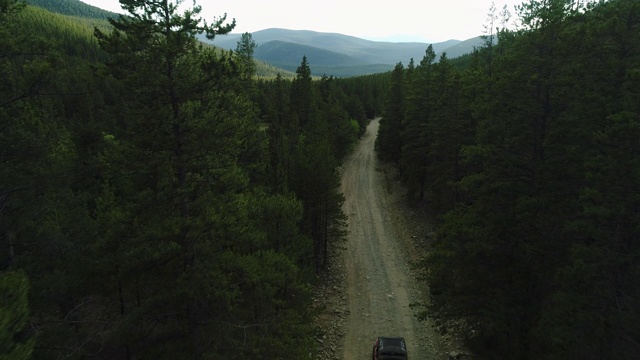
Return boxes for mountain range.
[201,28,486,77]
[27,0,485,77]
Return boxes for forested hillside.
[26,0,119,19]
[376,0,640,358]
[0,0,383,358]
[205,28,484,77]
[10,0,638,358]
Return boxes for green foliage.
[341,72,390,119]
[1,0,357,358]
[285,58,347,273]
[235,32,258,81]
[400,46,436,200]
[375,62,404,164]
[318,75,359,159]
[14,5,109,61]
[90,1,317,358]
[0,270,33,360]
[256,55,366,275]
[26,0,119,19]
[348,118,361,139]
[255,61,297,79]
[378,0,640,358]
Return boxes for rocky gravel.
[313,241,348,360]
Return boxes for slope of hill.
[15,4,110,61]
[440,36,487,58]
[27,1,484,77]
[255,40,370,67]
[208,28,465,61]
[21,1,295,79]
[26,0,119,19]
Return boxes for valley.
[201,28,484,76]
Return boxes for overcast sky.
[81,0,525,43]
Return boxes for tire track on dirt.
[340,118,440,360]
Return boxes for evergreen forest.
[0,0,386,358]
[376,0,640,359]
[2,0,639,359]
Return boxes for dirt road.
[340,118,442,359]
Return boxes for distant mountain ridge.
[256,40,369,67]
[22,0,297,78]
[28,0,485,77]
[203,28,486,76]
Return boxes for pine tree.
[0,270,33,359]
[290,55,314,129]
[422,1,640,358]
[265,74,294,193]
[235,32,257,82]
[401,46,436,199]
[423,53,470,214]
[318,75,359,159]
[376,62,404,164]
[536,1,640,357]
[287,57,347,273]
[94,1,278,357]
[0,2,88,356]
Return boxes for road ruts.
[340,118,438,360]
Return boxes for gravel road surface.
[340,118,443,360]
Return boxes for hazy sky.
[81,0,525,42]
